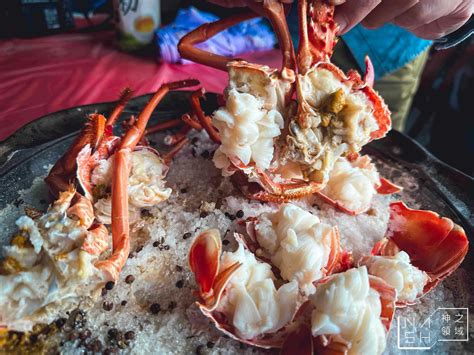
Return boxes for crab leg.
[178,12,258,71]
[261,0,296,73]
[163,137,189,164]
[178,1,295,74]
[181,113,203,131]
[190,88,221,143]
[106,88,134,127]
[297,0,338,74]
[145,118,183,135]
[95,80,199,280]
[164,125,192,146]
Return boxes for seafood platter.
[0,1,473,354]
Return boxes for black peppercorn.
[175,280,184,289]
[102,302,113,311]
[125,275,135,284]
[124,331,136,340]
[150,303,161,314]
[104,347,119,355]
[107,328,119,340]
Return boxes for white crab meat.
[0,197,106,331]
[227,61,294,113]
[254,203,334,295]
[311,267,387,355]
[92,148,171,224]
[217,244,299,340]
[288,67,381,183]
[360,251,428,303]
[212,89,284,176]
[320,157,380,212]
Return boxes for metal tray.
[0,92,472,353]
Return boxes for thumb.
[333,0,381,34]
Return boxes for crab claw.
[189,229,241,311]
[370,202,469,301]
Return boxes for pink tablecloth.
[0,30,281,140]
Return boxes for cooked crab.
[178,0,391,201]
[0,80,200,331]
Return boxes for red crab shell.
[367,201,469,306]
[189,229,305,349]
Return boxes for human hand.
[329,0,473,39]
[207,0,294,8]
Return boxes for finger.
[392,0,458,30]
[333,0,382,34]
[328,0,347,5]
[409,12,471,39]
[362,0,419,29]
[207,0,249,7]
